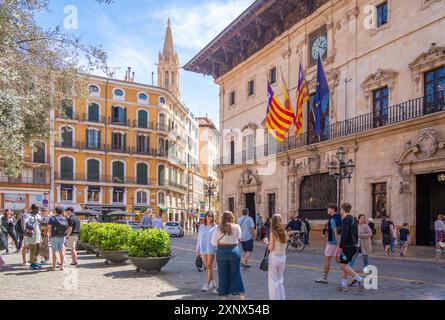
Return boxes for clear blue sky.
[36,0,255,127]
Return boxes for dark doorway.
[244,193,256,224]
[300,174,337,220]
[416,172,445,245]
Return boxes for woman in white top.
[435,215,445,258]
[211,211,245,300]
[196,212,217,292]
[266,214,288,300]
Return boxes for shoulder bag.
[259,247,270,272]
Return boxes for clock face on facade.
[311,35,327,60]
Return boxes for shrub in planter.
[128,228,171,258]
[96,224,132,252]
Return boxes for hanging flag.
[265,82,294,142]
[314,55,330,136]
[295,64,309,138]
[280,68,292,114]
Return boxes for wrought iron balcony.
[55,141,82,149]
[219,94,445,167]
[107,118,131,127]
[0,174,49,186]
[106,144,131,154]
[82,114,106,124]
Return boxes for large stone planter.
[77,241,87,251]
[100,250,129,265]
[127,255,175,273]
[85,243,101,257]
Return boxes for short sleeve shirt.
[68,215,81,234]
[399,228,410,241]
[237,216,255,242]
[328,219,338,245]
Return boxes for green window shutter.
[113,162,124,183]
[138,110,148,128]
[87,160,99,181]
[61,157,73,180]
[98,130,101,148]
[137,164,148,184]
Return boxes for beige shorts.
[66,235,79,250]
[23,236,30,247]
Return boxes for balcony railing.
[107,118,130,127]
[133,120,156,130]
[131,147,157,156]
[55,141,81,149]
[82,114,106,124]
[0,175,49,186]
[56,112,80,121]
[107,144,131,154]
[220,94,445,166]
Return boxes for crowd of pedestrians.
[0,204,80,271]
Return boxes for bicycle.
[287,231,305,252]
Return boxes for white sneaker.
[208,281,217,290]
[201,283,210,292]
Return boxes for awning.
[88,186,101,193]
[61,185,74,191]
[113,187,125,193]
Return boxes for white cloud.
[153,0,255,51]
[84,8,154,83]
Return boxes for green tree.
[0,0,111,176]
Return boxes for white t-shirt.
[211,224,241,246]
[153,218,163,229]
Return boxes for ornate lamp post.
[204,176,216,212]
[328,147,356,210]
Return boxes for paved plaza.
[1,235,444,300]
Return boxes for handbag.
[259,247,270,272]
[195,255,205,272]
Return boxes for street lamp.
[328,147,356,210]
[204,176,216,212]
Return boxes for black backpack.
[52,216,68,237]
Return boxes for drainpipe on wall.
[49,107,55,211]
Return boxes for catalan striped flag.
[265,82,294,142]
[295,64,309,138]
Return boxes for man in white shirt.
[153,215,164,229]
[237,208,255,270]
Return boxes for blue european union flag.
[314,55,329,136]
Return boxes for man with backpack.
[25,204,42,270]
[381,215,392,256]
[48,206,69,271]
[338,203,363,292]
[315,204,342,284]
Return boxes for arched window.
[88,103,100,122]
[138,92,148,104]
[87,159,100,182]
[158,165,166,186]
[60,157,74,180]
[138,110,148,128]
[159,97,166,106]
[158,192,165,206]
[61,99,74,119]
[158,138,165,157]
[61,127,73,147]
[136,163,148,185]
[112,161,125,183]
[33,142,46,164]
[111,106,126,124]
[136,191,148,204]
[158,112,166,130]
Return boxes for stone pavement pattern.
[1,235,444,300]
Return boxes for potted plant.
[97,224,132,265]
[126,228,175,273]
[80,222,103,255]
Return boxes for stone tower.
[157,18,180,100]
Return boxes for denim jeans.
[216,245,245,296]
[349,253,369,269]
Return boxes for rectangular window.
[248,79,255,96]
[61,186,73,202]
[424,66,445,114]
[229,91,236,106]
[137,135,149,153]
[373,86,389,128]
[86,130,100,149]
[228,197,235,213]
[376,2,388,28]
[372,182,387,219]
[33,169,46,184]
[112,133,123,150]
[113,188,124,203]
[246,134,254,161]
[268,193,276,219]
[87,189,100,203]
[230,140,235,165]
[269,67,277,84]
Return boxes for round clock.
[311,35,327,60]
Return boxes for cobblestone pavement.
[1,235,444,300]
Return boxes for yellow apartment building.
[52,19,200,222]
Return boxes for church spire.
[162,17,175,60]
[158,17,180,100]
